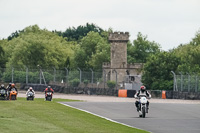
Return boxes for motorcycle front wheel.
[142,107,146,118]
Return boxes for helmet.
[1,84,4,88]
[48,86,51,89]
[29,87,33,91]
[9,83,12,86]
[11,83,15,87]
[140,86,146,92]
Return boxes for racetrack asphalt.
[61,102,200,133]
[19,91,200,133]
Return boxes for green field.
[0,98,149,133]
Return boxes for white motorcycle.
[26,91,34,100]
[0,89,7,100]
[137,95,150,118]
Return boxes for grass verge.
[0,98,149,133]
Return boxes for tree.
[7,30,24,40]
[73,47,88,69]
[74,31,110,70]
[0,40,8,68]
[127,32,161,63]
[142,51,181,90]
[172,30,200,73]
[4,25,75,69]
[0,44,4,59]
[54,23,104,41]
[88,40,110,70]
[190,30,200,46]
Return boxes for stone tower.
[103,32,143,89]
[109,32,129,69]
[109,32,129,82]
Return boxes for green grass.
[0,98,149,133]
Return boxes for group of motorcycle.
[0,84,54,101]
[1,84,150,118]
[0,84,18,100]
[26,89,53,101]
[26,86,54,101]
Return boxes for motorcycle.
[45,92,53,101]
[0,89,7,100]
[9,88,17,100]
[27,91,34,100]
[137,95,149,118]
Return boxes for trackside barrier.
[118,89,127,97]
[127,90,136,98]
[118,90,136,98]
[162,91,166,99]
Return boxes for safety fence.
[0,67,104,86]
[0,67,126,91]
[171,71,200,92]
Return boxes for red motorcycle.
[45,92,53,101]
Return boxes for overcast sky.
[0,0,199,51]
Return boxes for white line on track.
[59,102,151,133]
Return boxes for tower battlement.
[109,32,129,42]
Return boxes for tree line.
[0,23,199,90]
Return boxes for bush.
[83,79,89,85]
[107,80,116,89]
[69,78,80,87]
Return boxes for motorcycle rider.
[6,83,12,91]
[7,83,18,100]
[8,83,18,93]
[6,83,12,100]
[26,87,35,97]
[0,84,7,97]
[134,86,151,112]
[44,86,54,99]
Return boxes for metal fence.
[0,67,104,86]
[171,71,200,92]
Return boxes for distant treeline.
[0,23,199,90]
